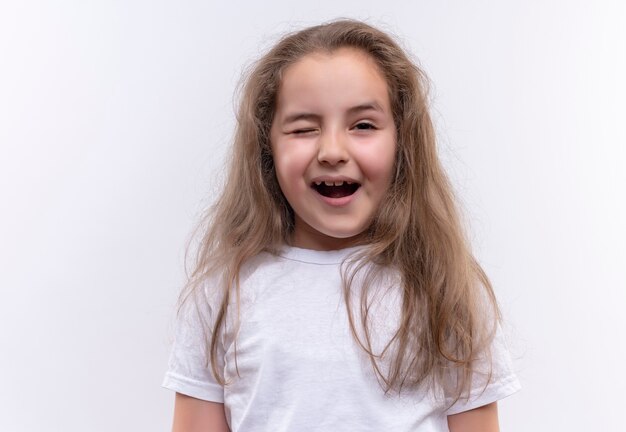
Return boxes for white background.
[1,1,625,431]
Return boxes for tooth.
[315,181,322,186]
[334,181,344,186]
[346,181,353,185]
[324,181,333,186]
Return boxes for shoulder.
[444,319,522,415]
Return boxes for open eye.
[353,122,376,131]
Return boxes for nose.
[317,129,349,165]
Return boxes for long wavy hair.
[178,18,501,408]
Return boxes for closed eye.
[292,128,317,135]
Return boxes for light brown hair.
[179,18,501,408]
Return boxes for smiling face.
[270,47,397,250]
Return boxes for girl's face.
[270,47,397,250]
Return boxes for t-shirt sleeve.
[444,321,521,415]
[161,285,225,403]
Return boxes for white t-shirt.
[162,246,521,431]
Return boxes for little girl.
[163,19,521,431]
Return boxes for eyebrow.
[281,101,385,125]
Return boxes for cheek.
[360,138,397,184]
[272,143,311,188]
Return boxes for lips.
[311,179,361,198]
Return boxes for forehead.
[274,48,391,115]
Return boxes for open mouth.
[311,180,360,198]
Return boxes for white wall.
[1,1,624,431]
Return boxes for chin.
[319,228,367,242]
